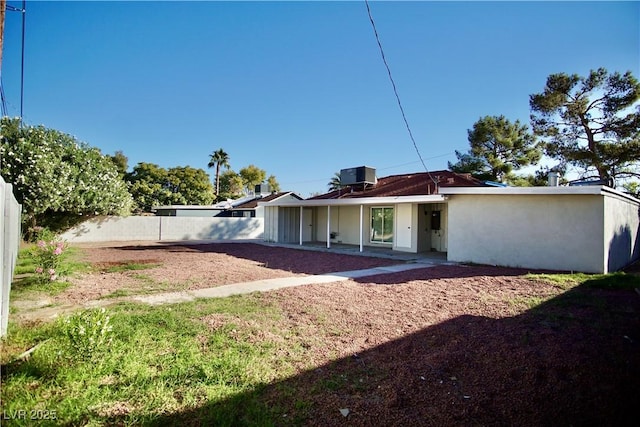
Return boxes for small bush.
[30,227,68,283]
[60,308,114,361]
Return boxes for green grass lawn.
[528,271,640,290]
[11,245,90,297]
[2,295,292,426]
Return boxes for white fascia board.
[441,186,604,196]
[152,205,223,210]
[266,191,304,202]
[258,194,446,207]
[440,185,639,204]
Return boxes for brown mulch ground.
[16,242,640,425]
[258,268,640,426]
[57,242,399,305]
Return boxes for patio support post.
[359,204,364,252]
[299,206,303,246]
[326,205,331,249]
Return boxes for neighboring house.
[154,187,302,218]
[62,188,303,243]
[261,166,640,273]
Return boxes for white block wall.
[1,178,22,336]
[61,216,264,243]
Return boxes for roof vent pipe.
[548,172,559,187]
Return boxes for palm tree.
[328,172,343,191]
[207,148,230,197]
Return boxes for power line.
[377,152,456,171]
[279,152,457,189]
[0,79,7,116]
[363,0,438,187]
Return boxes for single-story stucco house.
[260,166,640,273]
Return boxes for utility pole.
[0,0,6,74]
[0,1,25,120]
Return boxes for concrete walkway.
[13,262,453,323]
[132,262,445,306]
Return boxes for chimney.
[548,171,559,187]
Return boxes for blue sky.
[2,0,638,196]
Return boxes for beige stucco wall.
[315,205,369,245]
[447,194,605,273]
[307,203,443,252]
[604,192,640,272]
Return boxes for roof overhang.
[152,205,224,211]
[440,185,639,203]
[258,194,447,207]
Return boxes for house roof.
[232,191,303,209]
[152,192,302,212]
[309,170,486,200]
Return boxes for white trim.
[326,206,331,249]
[359,204,364,252]
[370,206,394,245]
[154,192,303,211]
[260,194,446,207]
[440,185,639,203]
[299,206,303,246]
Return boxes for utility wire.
[0,79,8,116]
[364,0,438,187]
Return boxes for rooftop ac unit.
[340,166,376,186]
[254,184,271,195]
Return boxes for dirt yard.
[18,242,640,425]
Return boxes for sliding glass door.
[371,207,393,244]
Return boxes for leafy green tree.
[266,174,280,192]
[530,68,640,183]
[0,117,133,231]
[623,181,640,198]
[125,163,214,212]
[207,148,230,197]
[167,166,215,205]
[108,150,128,178]
[125,163,173,212]
[507,167,565,187]
[448,151,494,182]
[218,170,244,200]
[239,164,267,193]
[449,115,541,182]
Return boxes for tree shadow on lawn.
[109,282,640,426]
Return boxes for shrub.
[30,228,67,284]
[0,117,133,234]
[60,308,114,361]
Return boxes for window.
[371,207,393,244]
